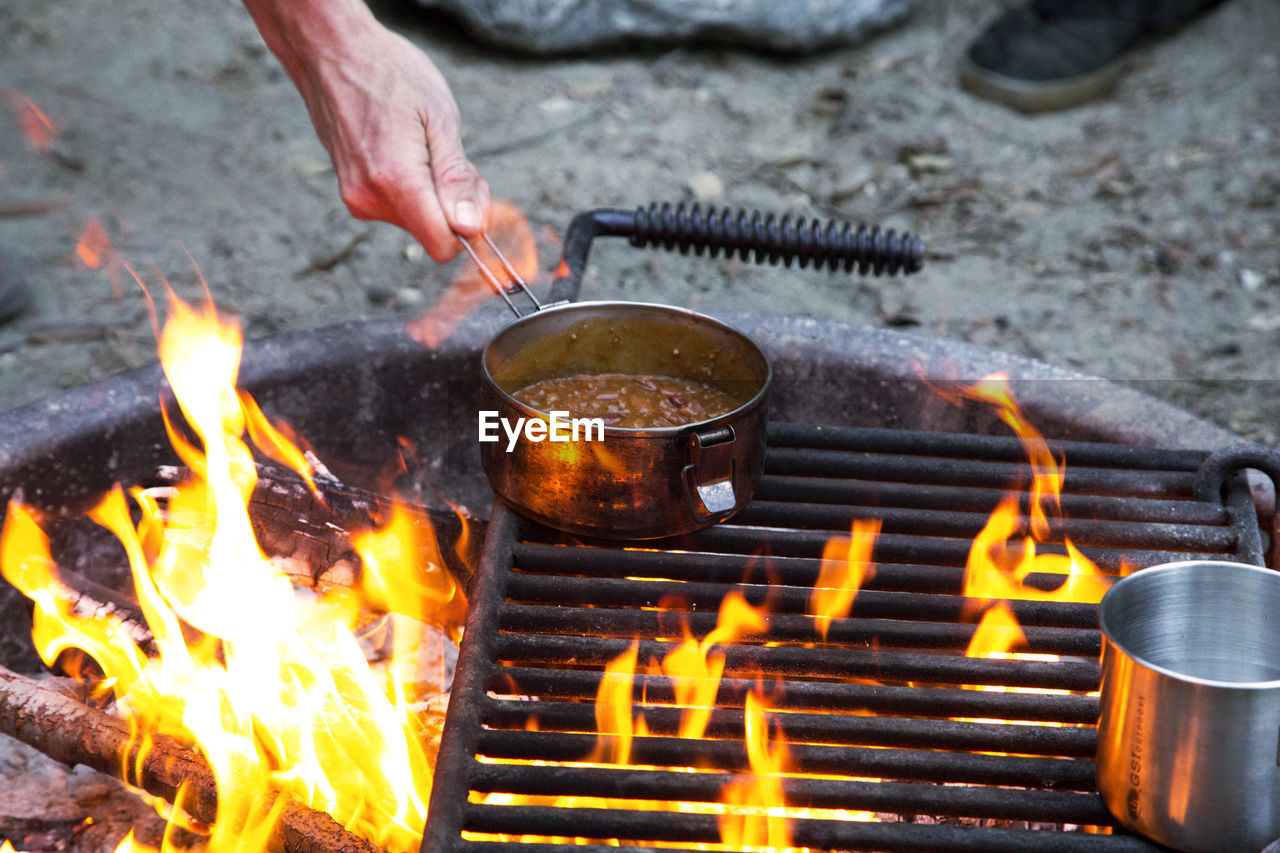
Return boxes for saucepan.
[466,202,925,539]
[1096,559,1280,853]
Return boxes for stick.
[293,230,373,279]
[0,665,384,853]
[0,197,71,218]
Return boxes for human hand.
[245,0,490,262]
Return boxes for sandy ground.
[0,2,1278,847]
[1,0,1278,442]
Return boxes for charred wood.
[0,665,385,853]
[148,461,479,598]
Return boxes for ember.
[1,88,59,154]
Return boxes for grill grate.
[423,423,1269,853]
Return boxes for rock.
[286,155,331,178]
[684,171,724,201]
[904,153,953,176]
[72,779,112,807]
[367,283,396,305]
[1246,314,1280,332]
[403,243,425,262]
[1240,268,1266,292]
[395,287,425,309]
[412,0,919,54]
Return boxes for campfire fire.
[2,244,1117,850]
[2,284,464,853]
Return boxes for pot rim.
[1099,559,1280,691]
[480,300,773,437]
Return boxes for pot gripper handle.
[551,202,925,303]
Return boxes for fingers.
[387,170,458,263]
[423,104,490,240]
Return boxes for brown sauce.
[512,373,740,428]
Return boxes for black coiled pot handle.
[550,202,925,303]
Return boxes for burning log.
[0,665,384,853]
[149,461,479,602]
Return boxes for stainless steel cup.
[1097,560,1280,853]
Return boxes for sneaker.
[959,0,1228,112]
[0,249,31,325]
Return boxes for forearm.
[242,0,490,259]
[241,0,381,91]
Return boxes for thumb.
[424,113,490,237]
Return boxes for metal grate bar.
[497,604,1102,656]
[481,698,1098,756]
[487,667,1100,723]
[465,763,1113,824]
[762,448,1196,497]
[764,423,1208,472]
[686,524,1223,572]
[473,729,1099,789]
[459,805,1166,851]
[733,500,1236,553]
[459,832,1169,853]
[752,475,1226,525]
[491,634,1101,691]
[503,575,1101,630]
[510,543,1092,596]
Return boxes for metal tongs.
[455,233,552,318]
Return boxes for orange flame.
[409,200,538,348]
[2,88,58,153]
[112,831,159,853]
[661,590,767,741]
[350,500,469,642]
[75,217,126,299]
[938,373,1061,537]
[964,601,1027,658]
[808,519,881,641]
[586,641,643,765]
[718,691,794,851]
[76,218,111,269]
[0,285,460,853]
[950,374,1111,658]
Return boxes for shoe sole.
[958,51,1132,113]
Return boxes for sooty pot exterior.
[480,301,770,539]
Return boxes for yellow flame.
[964,602,1027,658]
[0,288,457,852]
[587,641,642,766]
[350,501,468,643]
[808,519,881,641]
[238,391,320,498]
[718,692,794,851]
[942,374,1113,658]
[662,591,767,741]
[112,831,159,853]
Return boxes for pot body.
[1096,560,1280,853]
[480,302,770,539]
